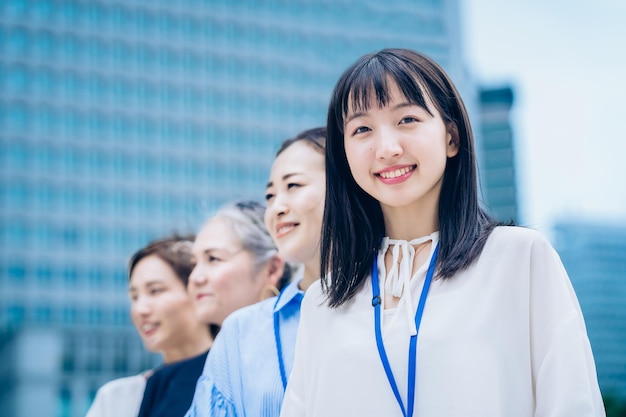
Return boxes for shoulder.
[484,226,553,254]
[150,350,208,380]
[91,374,147,406]
[221,297,275,332]
[301,279,324,304]
[300,279,331,314]
[87,374,146,417]
[96,374,146,395]
[478,226,565,277]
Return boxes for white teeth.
[380,166,412,179]
[142,324,156,332]
[277,224,294,234]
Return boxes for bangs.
[341,54,432,122]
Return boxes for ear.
[264,255,285,287]
[446,123,460,158]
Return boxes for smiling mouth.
[141,323,158,335]
[377,165,416,179]
[276,223,297,237]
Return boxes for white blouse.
[280,226,605,417]
[85,374,146,417]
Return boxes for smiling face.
[264,141,326,270]
[188,217,270,325]
[129,254,202,359]
[343,79,458,222]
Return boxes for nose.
[374,128,403,160]
[132,296,152,316]
[268,192,290,219]
[189,264,208,286]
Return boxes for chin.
[196,310,214,325]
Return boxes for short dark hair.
[321,48,504,307]
[128,234,196,286]
[275,126,326,157]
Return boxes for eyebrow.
[344,101,416,125]
[197,247,236,257]
[128,280,164,291]
[266,172,303,189]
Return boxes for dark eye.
[399,116,418,124]
[287,183,300,190]
[207,255,221,263]
[149,287,164,295]
[353,126,370,135]
[265,192,275,201]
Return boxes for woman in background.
[185,127,326,417]
[86,235,212,417]
[137,199,292,417]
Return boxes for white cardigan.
[280,226,605,417]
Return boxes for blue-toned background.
[1,1,624,416]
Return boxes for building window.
[5,220,29,246]
[3,142,28,169]
[35,264,53,285]
[86,226,103,250]
[34,305,52,323]
[7,305,25,325]
[7,262,27,282]
[62,306,78,324]
[57,385,72,417]
[112,308,128,326]
[113,267,127,288]
[87,307,102,325]
[87,267,103,288]
[6,181,29,208]
[62,265,78,285]
[62,226,80,248]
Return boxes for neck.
[298,257,321,292]
[162,329,213,364]
[381,201,438,241]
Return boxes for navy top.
[138,349,209,417]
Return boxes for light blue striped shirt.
[185,279,304,417]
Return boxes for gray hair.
[211,200,292,290]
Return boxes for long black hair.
[321,48,503,307]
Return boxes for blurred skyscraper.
[0,1,471,416]
[553,220,626,400]
[477,86,518,224]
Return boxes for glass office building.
[554,221,626,400]
[1,1,471,416]
[477,86,518,224]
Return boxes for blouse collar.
[377,231,439,335]
[273,277,304,313]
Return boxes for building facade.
[1,1,471,416]
[477,86,519,224]
[553,220,626,400]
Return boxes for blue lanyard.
[371,243,439,417]
[273,291,288,390]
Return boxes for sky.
[461,0,626,234]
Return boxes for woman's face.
[343,80,458,216]
[264,141,325,268]
[188,217,270,325]
[129,255,201,357]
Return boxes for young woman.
[280,49,604,417]
[86,235,212,417]
[185,127,326,417]
[137,199,292,417]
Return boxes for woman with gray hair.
[135,200,291,417]
[188,199,292,326]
